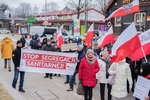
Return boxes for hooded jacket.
[1,37,14,59]
[108,59,133,98]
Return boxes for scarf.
[100,58,111,78]
[85,55,96,65]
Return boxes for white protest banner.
[61,43,77,51]
[20,49,78,75]
[133,76,150,100]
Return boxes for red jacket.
[78,57,100,87]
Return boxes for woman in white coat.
[108,59,133,100]
[97,51,112,100]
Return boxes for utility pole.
[44,0,47,26]
[84,0,87,32]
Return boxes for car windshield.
[0,28,5,30]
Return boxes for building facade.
[36,8,105,35]
[105,0,150,35]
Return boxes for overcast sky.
[0,0,67,11]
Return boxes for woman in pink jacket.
[78,49,100,100]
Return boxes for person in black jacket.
[42,39,54,79]
[20,35,26,48]
[67,45,86,91]
[53,43,61,77]
[12,40,25,93]
[29,35,35,49]
[32,36,41,50]
[41,38,47,47]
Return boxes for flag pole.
[141,46,148,62]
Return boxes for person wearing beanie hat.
[78,49,100,100]
[12,40,25,93]
[97,50,112,100]
[67,45,86,91]
[42,38,54,79]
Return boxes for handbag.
[107,63,117,85]
[76,81,84,95]
[107,74,116,85]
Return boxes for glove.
[129,84,132,90]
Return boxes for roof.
[36,8,104,17]
[104,0,114,13]
[36,19,104,24]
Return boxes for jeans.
[12,67,25,89]
[100,83,112,100]
[84,86,93,100]
[4,59,11,67]
[66,75,70,81]
[69,69,78,89]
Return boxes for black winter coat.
[12,46,21,68]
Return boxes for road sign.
[43,20,48,25]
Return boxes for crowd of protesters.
[0,33,149,100]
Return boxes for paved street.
[0,34,134,100]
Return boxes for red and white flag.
[110,22,141,62]
[131,29,150,61]
[57,25,64,48]
[106,0,139,20]
[97,26,114,49]
[84,23,94,48]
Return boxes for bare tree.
[0,3,9,13]
[93,0,110,13]
[32,5,39,16]
[42,1,59,12]
[67,0,84,19]
[15,2,32,18]
[67,0,93,19]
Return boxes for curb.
[0,76,26,100]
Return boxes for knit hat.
[86,49,94,54]
[141,62,150,77]
[77,45,83,50]
[99,51,108,57]
[16,40,22,44]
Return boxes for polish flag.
[57,25,64,48]
[106,0,139,20]
[97,26,114,49]
[131,29,150,61]
[84,23,94,48]
[110,22,141,62]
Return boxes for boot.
[8,67,11,72]
[4,66,7,69]
[67,88,73,91]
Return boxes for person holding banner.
[12,40,25,93]
[42,39,54,79]
[67,45,86,91]
[78,49,100,100]
[135,62,150,100]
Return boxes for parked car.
[0,28,11,34]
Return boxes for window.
[123,0,130,5]
[134,12,146,32]
[115,17,121,27]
